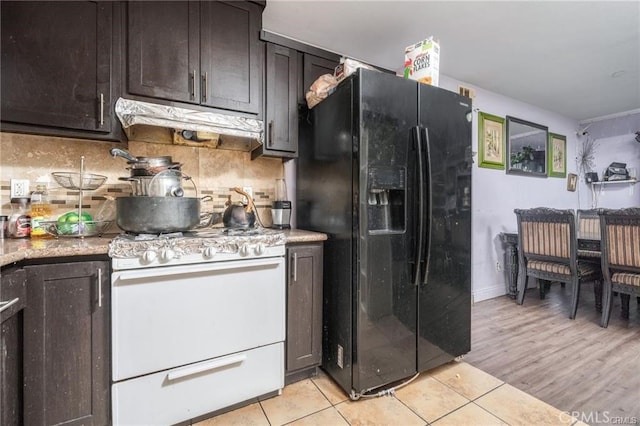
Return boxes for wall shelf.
[590,178,637,186]
[590,178,637,208]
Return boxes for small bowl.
[40,220,113,238]
[51,172,107,190]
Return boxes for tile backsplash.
[0,132,284,227]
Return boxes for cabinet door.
[200,1,262,114]
[23,261,110,426]
[1,1,112,133]
[302,54,339,104]
[1,268,26,426]
[286,244,323,373]
[128,1,200,104]
[263,43,299,156]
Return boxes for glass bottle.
[8,197,31,238]
[30,184,53,239]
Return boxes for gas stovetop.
[109,226,286,270]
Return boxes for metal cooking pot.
[222,187,262,228]
[128,162,182,176]
[116,196,201,233]
[111,148,181,175]
[119,170,193,197]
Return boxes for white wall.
[439,75,640,302]
[576,132,640,210]
[441,75,580,302]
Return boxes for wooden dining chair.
[515,207,601,319]
[598,207,640,328]
[577,209,601,259]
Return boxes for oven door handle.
[113,257,283,281]
[167,354,247,381]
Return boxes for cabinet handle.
[293,252,298,282]
[268,120,274,147]
[0,298,19,314]
[167,354,246,381]
[97,268,103,308]
[191,70,196,99]
[99,93,104,127]
[202,72,208,103]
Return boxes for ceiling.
[263,1,640,122]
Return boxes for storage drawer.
[112,342,284,425]
[112,257,285,381]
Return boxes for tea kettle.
[222,187,262,228]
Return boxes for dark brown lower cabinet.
[23,261,110,426]
[286,243,323,383]
[1,267,27,426]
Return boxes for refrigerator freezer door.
[417,84,472,372]
[354,70,418,393]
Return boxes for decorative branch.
[577,137,598,176]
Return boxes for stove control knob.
[254,243,265,255]
[203,246,217,259]
[239,243,251,256]
[160,248,175,262]
[142,250,157,264]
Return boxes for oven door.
[112,256,285,382]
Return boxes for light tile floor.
[195,361,582,426]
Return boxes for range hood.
[115,98,263,152]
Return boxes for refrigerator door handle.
[421,126,432,287]
[412,126,425,287]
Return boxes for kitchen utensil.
[119,170,194,197]
[52,172,107,190]
[116,196,201,233]
[271,179,291,229]
[110,148,139,163]
[275,178,287,201]
[148,169,188,197]
[40,220,112,237]
[111,148,180,175]
[128,162,182,176]
[222,187,262,228]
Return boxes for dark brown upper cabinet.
[127,1,263,116]
[302,54,340,105]
[252,43,299,159]
[0,1,115,136]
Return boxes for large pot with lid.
[116,196,201,233]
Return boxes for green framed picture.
[548,133,567,178]
[478,112,505,170]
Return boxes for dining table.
[499,232,601,299]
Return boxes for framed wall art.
[548,133,567,178]
[478,111,505,170]
[567,173,578,191]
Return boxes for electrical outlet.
[496,261,502,272]
[242,186,253,204]
[10,179,30,198]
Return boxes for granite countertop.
[0,229,327,268]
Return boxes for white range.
[109,229,286,425]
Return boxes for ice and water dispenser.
[366,167,405,233]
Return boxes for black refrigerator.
[297,69,472,398]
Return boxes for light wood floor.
[464,281,640,422]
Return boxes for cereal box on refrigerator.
[404,37,440,86]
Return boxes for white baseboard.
[472,284,507,303]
